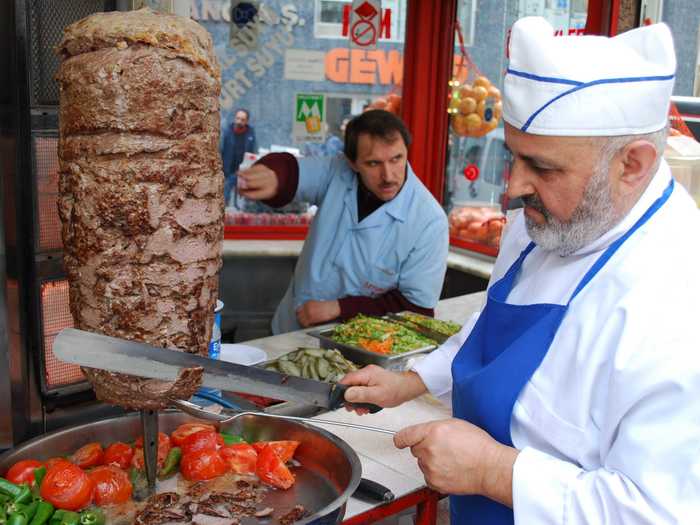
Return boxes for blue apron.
[450,179,674,525]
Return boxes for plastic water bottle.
[192,300,224,406]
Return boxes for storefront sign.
[341,3,392,41]
[325,48,402,85]
[284,49,326,81]
[348,0,382,49]
[293,93,326,143]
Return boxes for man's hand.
[394,419,518,507]
[295,300,340,328]
[237,164,278,200]
[339,366,428,413]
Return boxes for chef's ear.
[618,140,659,187]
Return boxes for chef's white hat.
[503,17,676,136]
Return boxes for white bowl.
[219,343,267,366]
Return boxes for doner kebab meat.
[56,9,223,409]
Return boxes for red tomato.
[103,442,134,470]
[255,444,295,490]
[180,430,222,457]
[45,458,72,471]
[88,466,132,505]
[220,444,257,475]
[251,441,300,463]
[180,449,228,481]
[132,432,171,469]
[71,443,104,469]
[170,423,216,447]
[40,462,94,511]
[5,459,44,485]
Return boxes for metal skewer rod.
[171,399,396,436]
[140,409,159,495]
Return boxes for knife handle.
[330,384,382,413]
[353,477,395,502]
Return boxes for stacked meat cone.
[56,9,223,409]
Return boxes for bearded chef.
[341,17,700,525]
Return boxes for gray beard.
[523,165,621,257]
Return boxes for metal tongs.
[170,398,397,436]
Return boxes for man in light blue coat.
[238,110,449,334]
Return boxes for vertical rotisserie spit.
[56,8,223,410]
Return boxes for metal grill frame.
[27,0,117,108]
[31,127,62,254]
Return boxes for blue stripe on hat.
[514,73,675,132]
[506,68,583,86]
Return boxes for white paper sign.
[284,49,326,82]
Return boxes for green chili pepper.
[12,488,31,506]
[31,469,45,491]
[7,513,27,525]
[28,501,53,525]
[0,494,10,506]
[0,479,23,500]
[128,468,149,502]
[0,505,8,525]
[220,432,245,445]
[78,508,104,525]
[49,510,78,525]
[157,447,181,480]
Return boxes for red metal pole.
[401,0,458,202]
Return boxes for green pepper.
[0,479,23,500]
[49,510,79,525]
[219,433,245,445]
[7,514,27,525]
[78,508,104,525]
[12,488,31,506]
[128,469,149,502]
[157,447,181,480]
[31,469,45,490]
[0,505,7,525]
[28,501,53,525]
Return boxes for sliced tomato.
[71,443,104,469]
[251,440,300,463]
[220,443,257,475]
[103,442,134,470]
[180,430,223,457]
[40,462,94,511]
[132,432,171,469]
[88,465,132,505]
[5,459,44,485]
[170,423,216,447]
[255,444,295,490]
[180,449,228,481]
[45,458,72,471]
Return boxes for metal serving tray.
[307,327,436,368]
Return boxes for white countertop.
[238,292,486,521]
[223,240,495,280]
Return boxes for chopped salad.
[399,312,462,337]
[331,314,434,355]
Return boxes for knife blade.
[53,328,380,412]
[385,313,450,344]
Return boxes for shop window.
[193,0,406,238]
[445,0,589,256]
[313,0,407,43]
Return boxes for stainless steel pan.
[0,411,362,525]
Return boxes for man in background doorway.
[221,108,257,206]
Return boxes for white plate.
[219,343,267,366]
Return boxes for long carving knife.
[53,328,381,413]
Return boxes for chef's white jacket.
[414,160,700,524]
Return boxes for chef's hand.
[295,300,340,328]
[340,366,428,414]
[394,418,518,507]
[237,164,278,200]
